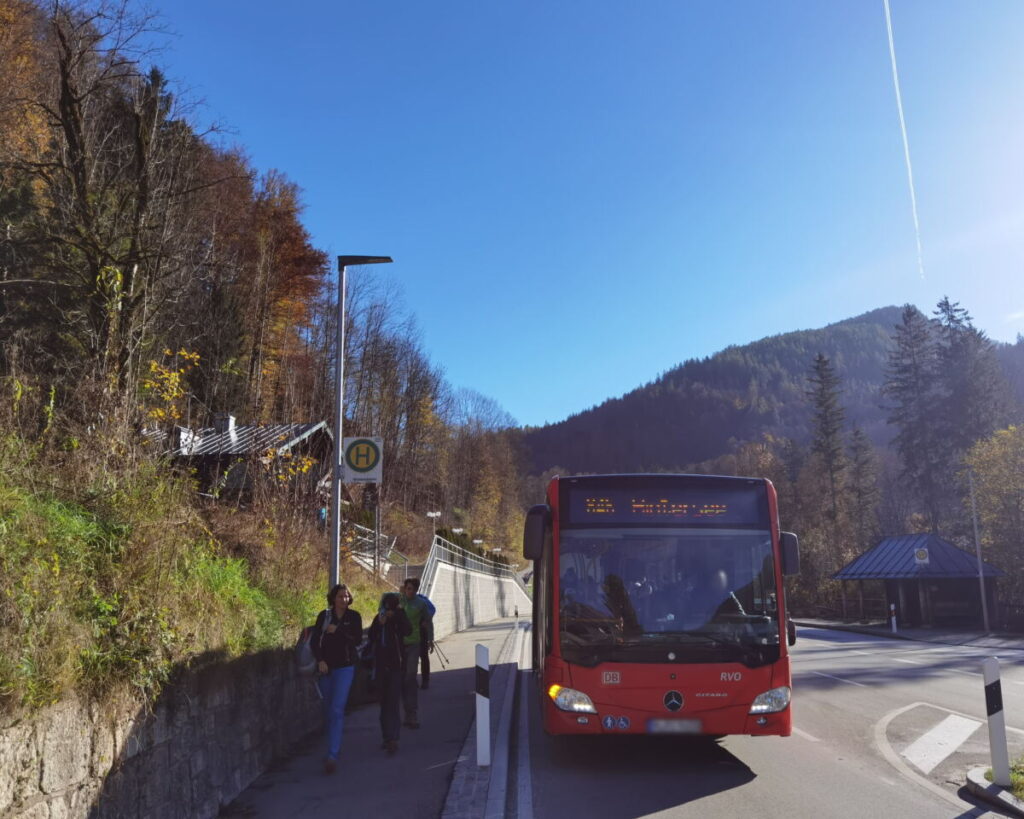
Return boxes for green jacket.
[400,594,433,646]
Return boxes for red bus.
[523,474,800,737]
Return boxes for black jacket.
[367,608,411,672]
[311,608,363,670]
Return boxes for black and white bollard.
[890,603,897,633]
[983,657,1011,788]
[476,644,490,767]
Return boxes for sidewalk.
[224,618,519,818]
[794,617,1024,650]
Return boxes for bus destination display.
[565,486,766,526]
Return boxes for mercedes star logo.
[664,690,684,712]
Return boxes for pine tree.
[883,305,944,531]
[933,296,1009,457]
[847,426,879,554]
[807,353,846,521]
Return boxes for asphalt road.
[522,626,1024,818]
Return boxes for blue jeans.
[317,665,355,761]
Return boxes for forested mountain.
[523,306,1024,476]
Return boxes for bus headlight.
[749,686,791,714]
[547,684,598,714]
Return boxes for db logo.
[602,671,622,685]
[721,672,743,682]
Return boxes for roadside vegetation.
[985,760,1024,801]
[0,0,524,716]
[0,412,397,716]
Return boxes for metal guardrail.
[420,535,522,598]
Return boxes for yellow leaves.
[139,349,200,424]
[261,447,317,482]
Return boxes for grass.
[0,427,374,715]
[985,759,1024,800]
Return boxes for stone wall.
[0,650,320,819]
[427,562,532,641]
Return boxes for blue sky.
[151,1,1024,427]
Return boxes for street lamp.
[426,511,441,546]
[330,255,392,592]
[452,527,464,535]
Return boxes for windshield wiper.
[642,630,770,667]
[570,642,626,668]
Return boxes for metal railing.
[420,535,522,597]
[348,522,407,579]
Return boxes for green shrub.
[0,430,331,715]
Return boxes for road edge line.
[484,628,520,818]
[873,700,983,813]
[516,624,534,819]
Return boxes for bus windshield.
[558,527,780,668]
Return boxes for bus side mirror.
[781,531,800,576]
[523,504,550,561]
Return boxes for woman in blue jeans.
[311,584,363,774]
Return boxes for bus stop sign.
[343,437,383,483]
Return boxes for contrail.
[883,0,925,280]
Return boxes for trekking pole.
[434,641,450,666]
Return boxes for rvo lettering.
[721,672,742,682]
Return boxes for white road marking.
[809,670,867,687]
[792,726,820,742]
[892,658,924,665]
[426,755,468,770]
[901,714,981,774]
[943,668,982,678]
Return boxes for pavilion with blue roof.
[833,533,1002,628]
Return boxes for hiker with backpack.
[407,577,437,689]
[367,592,411,754]
[311,584,363,774]
[399,578,433,728]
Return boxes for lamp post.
[426,511,441,547]
[330,255,392,592]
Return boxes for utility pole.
[968,469,991,633]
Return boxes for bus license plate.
[648,719,702,734]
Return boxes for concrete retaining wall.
[0,650,320,819]
[427,562,532,641]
